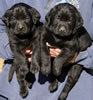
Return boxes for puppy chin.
[14,29,30,35]
[15,33,30,39]
[14,31,30,38]
[54,30,72,37]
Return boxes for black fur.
[2,3,41,98]
[40,3,92,100]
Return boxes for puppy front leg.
[53,48,73,77]
[49,78,58,92]
[30,39,40,73]
[14,49,29,98]
[16,67,28,98]
[78,27,92,51]
[9,45,29,97]
[58,64,83,100]
[41,38,51,76]
[8,46,28,81]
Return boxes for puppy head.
[45,3,83,37]
[2,3,40,36]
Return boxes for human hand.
[46,42,61,57]
[24,42,61,62]
[24,48,32,62]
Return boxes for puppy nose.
[59,26,66,32]
[18,24,23,30]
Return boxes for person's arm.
[46,41,93,70]
[24,43,61,63]
[0,0,15,72]
[0,0,9,33]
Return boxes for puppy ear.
[45,7,56,26]
[2,9,12,26]
[28,7,41,24]
[78,27,92,51]
[73,10,83,33]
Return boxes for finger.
[46,42,54,47]
[50,49,61,57]
[55,48,62,53]
[50,51,59,57]
[50,48,61,53]
[50,53,57,58]
[50,50,59,57]
[25,50,32,55]
[25,50,31,54]
[46,42,51,46]
[29,51,32,55]
[50,54,56,57]
[28,57,32,62]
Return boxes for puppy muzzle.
[14,23,30,35]
[58,26,67,33]
[56,24,68,36]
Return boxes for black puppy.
[40,3,92,100]
[2,3,41,98]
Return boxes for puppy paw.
[20,87,28,98]
[30,63,40,74]
[49,79,58,92]
[19,64,28,75]
[41,66,51,76]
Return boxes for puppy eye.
[25,17,30,22]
